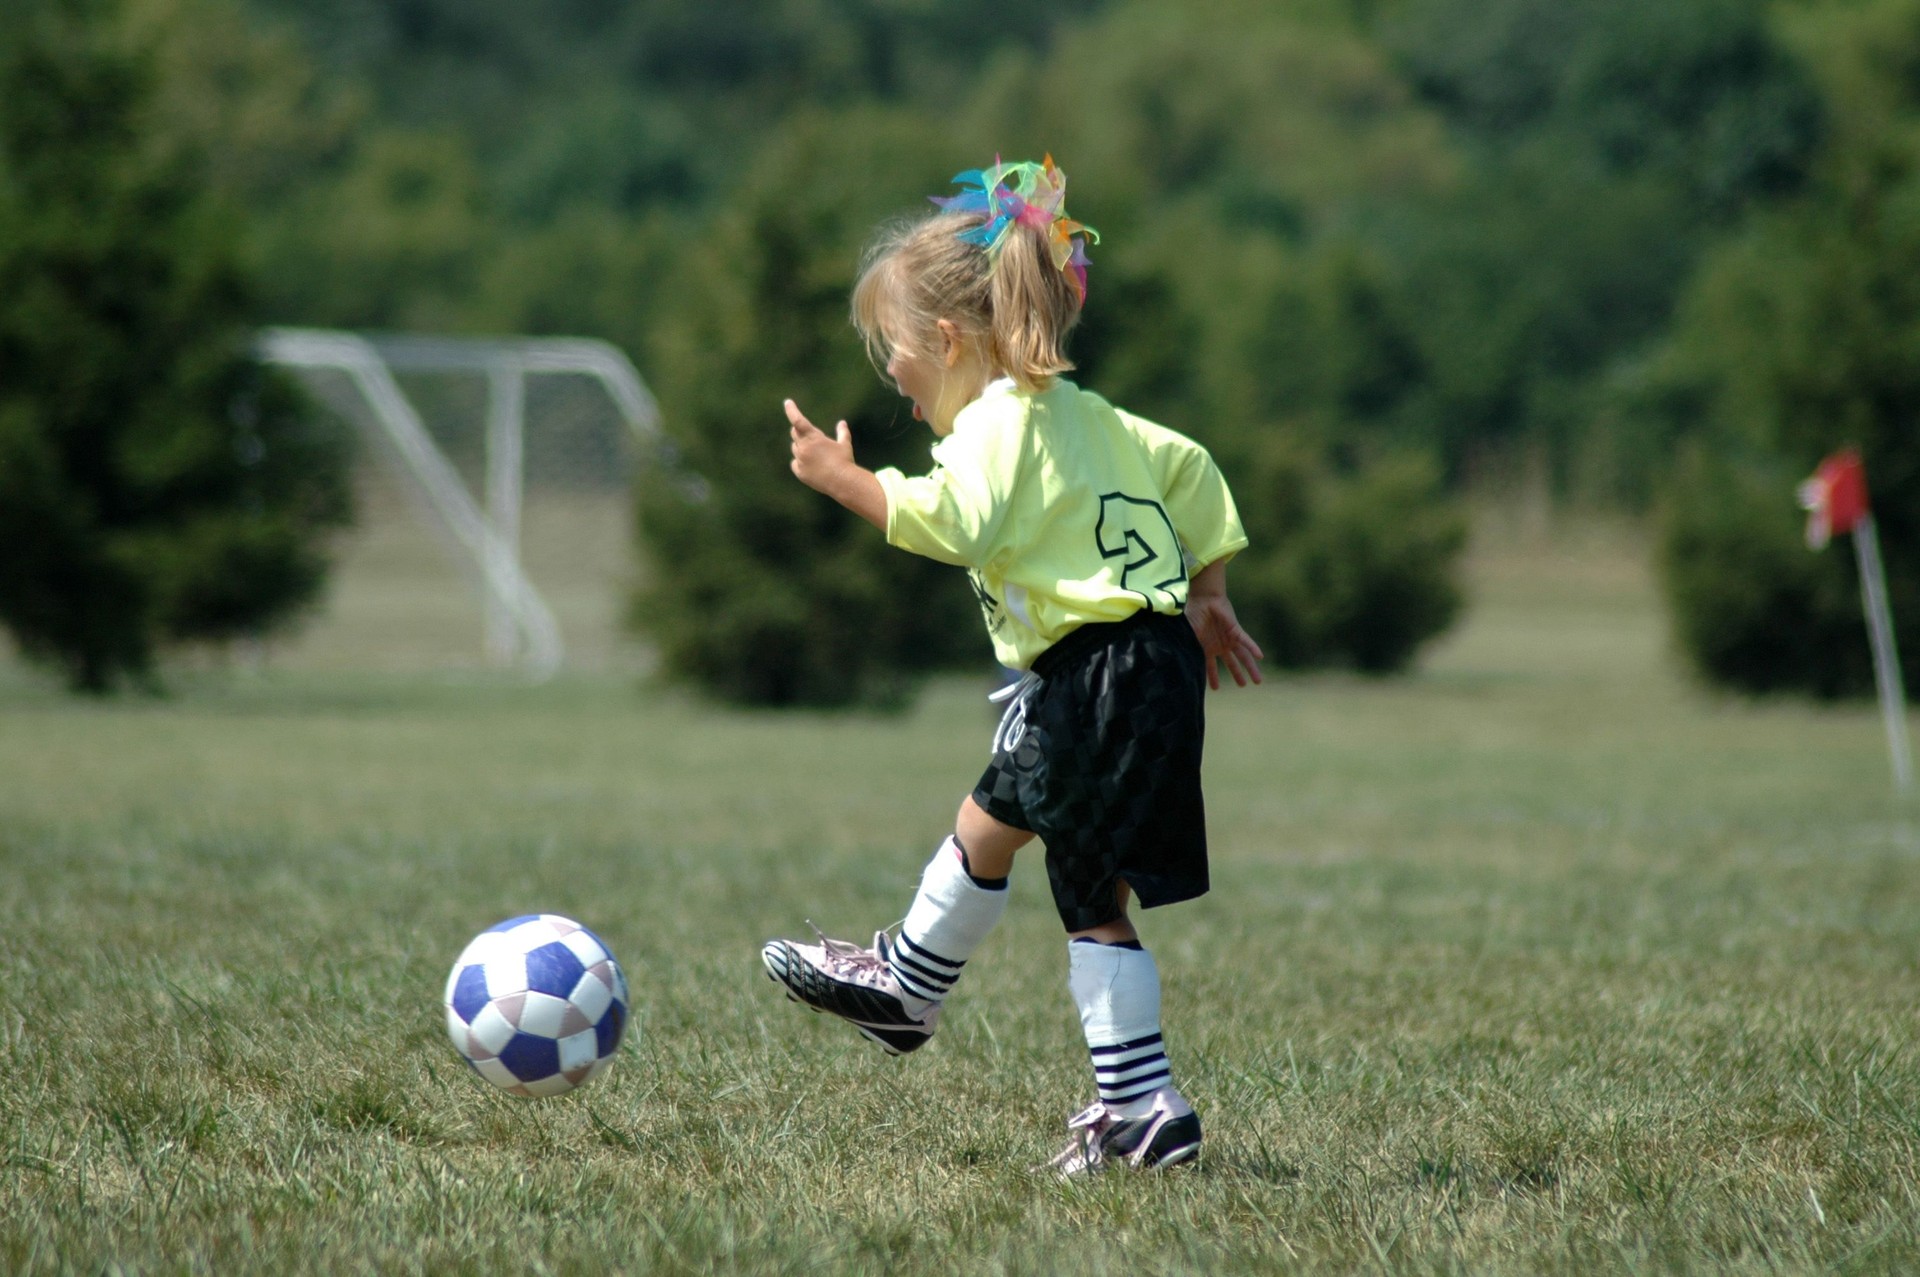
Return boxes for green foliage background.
[9,0,1919,696]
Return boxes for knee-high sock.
[888,836,1009,1005]
[1069,938,1174,1117]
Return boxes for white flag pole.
[1852,514,1914,791]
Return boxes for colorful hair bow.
[931,154,1100,300]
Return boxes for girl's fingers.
[1237,644,1263,685]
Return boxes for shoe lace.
[806,922,894,981]
[1047,1101,1115,1172]
[1066,1100,1112,1133]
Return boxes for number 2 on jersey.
[1095,493,1187,609]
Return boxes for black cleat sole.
[761,942,934,1055]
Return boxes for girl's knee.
[1066,881,1136,944]
[956,794,1031,849]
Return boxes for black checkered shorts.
[972,608,1209,932]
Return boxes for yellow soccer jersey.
[872,378,1249,670]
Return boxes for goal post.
[257,328,689,681]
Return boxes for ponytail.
[852,156,1095,394]
[986,223,1083,389]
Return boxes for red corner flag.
[1798,446,1911,791]
[1797,447,1870,549]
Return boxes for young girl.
[762,156,1263,1175]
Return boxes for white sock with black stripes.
[1069,937,1175,1119]
[888,836,1009,1010]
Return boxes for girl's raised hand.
[785,399,854,491]
[783,399,889,531]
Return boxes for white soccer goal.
[258,328,691,680]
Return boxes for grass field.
[3,521,1917,1274]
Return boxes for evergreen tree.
[0,0,350,692]
[631,113,982,706]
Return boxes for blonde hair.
[851,211,1084,395]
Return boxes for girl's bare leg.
[953,793,1033,877]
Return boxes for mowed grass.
[3,521,1918,1274]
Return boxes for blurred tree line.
[5,0,1917,698]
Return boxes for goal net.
[258,329,690,680]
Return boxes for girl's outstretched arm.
[1186,559,1263,690]
[785,399,886,531]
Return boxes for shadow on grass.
[1192,1148,1304,1185]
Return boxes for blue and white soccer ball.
[443,914,629,1098]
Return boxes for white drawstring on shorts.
[989,671,1042,755]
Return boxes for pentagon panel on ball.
[444,914,630,1097]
